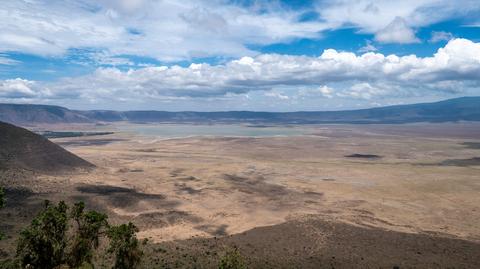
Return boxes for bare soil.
[1,123,480,268]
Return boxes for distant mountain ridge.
[0,103,91,124]
[1,97,480,125]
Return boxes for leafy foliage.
[68,202,109,268]
[0,187,5,240]
[218,247,246,269]
[107,223,143,269]
[0,187,4,209]
[12,200,141,269]
[16,200,69,269]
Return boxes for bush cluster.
[218,247,246,269]
[11,200,142,269]
[0,187,4,240]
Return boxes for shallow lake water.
[115,123,312,138]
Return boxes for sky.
[0,0,479,111]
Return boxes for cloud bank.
[1,0,479,63]
[0,0,326,61]
[1,38,479,109]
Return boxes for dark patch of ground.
[0,187,47,257]
[178,176,200,182]
[117,168,144,173]
[462,142,480,149]
[0,187,39,226]
[222,174,289,197]
[174,183,201,195]
[304,191,324,197]
[38,131,114,139]
[345,154,382,159]
[133,211,203,230]
[74,184,176,209]
[170,168,186,177]
[439,157,480,167]
[136,149,157,152]
[221,174,324,209]
[56,138,127,147]
[142,217,480,269]
[194,224,229,237]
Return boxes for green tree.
[13,200,143,269]
[16,200,69,269]
[68,201,109,268]
[0,187,4,209]
[107,223,143,269]
[0,187,5,240]
[218,247,246,269]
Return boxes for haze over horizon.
[1,0,480,111]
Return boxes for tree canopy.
[13,200,142,269]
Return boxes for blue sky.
[0,0,479,111]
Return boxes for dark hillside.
[0,121,94,172]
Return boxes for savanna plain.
[2,123,480,268]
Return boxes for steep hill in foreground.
[1,97,480,124]
[0,121,94,172]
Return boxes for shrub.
[16,200,69,269]
[218,247,246,269]
[0,187,4,240]
[68,202,109,268]
[107,222,143,269]
[0,187,4,209]
[13,200,142,269]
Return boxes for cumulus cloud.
[0,78,48,99]
[316,0,479,43]
[1,38,478,107]
[375,17,420,44]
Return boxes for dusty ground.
[56,123,480,242]
[1,123,480,267]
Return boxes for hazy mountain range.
[0,97,479,125]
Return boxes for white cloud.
[342,83,389,99]
[0,0,326,61]
[375,17,420,44]
[429,31,454,43]
[1,0,478,63]
[1,38,479,106]
[0,78,49,98]
[265,90,289,100]
[358,40,378,53]
[90,53,135,66]
[298,86,335,98]
[0,55,20,65]
[316,0,479,43]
